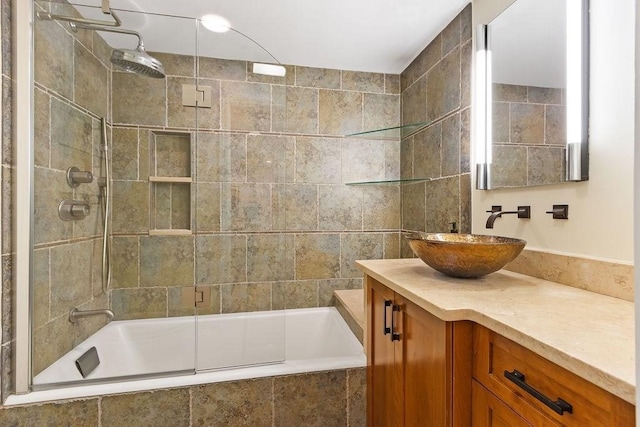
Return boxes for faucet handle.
[486,205,502,214]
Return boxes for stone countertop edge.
[355,258,636,405]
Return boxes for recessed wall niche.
[149,131,193,235]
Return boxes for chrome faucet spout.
[485,206,531,229]
[69,307,115,323]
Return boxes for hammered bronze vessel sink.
[404,232,526,278]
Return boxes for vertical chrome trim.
[13,0,34,394]
[475,25,491,190]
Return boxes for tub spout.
[485,206,530,229]
[69,307,115,323]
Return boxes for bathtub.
[7,307,365,405]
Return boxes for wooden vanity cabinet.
[365,276,472,427]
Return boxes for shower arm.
[35,7,122,28]
[70,22,145,50]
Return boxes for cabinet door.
[472,380,534,427]
[396,294,450,427]
[367,277,401,427]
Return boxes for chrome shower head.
[111,47,165,79]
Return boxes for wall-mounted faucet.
[485,205,531,229]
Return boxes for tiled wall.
[399,4,473,255]
[108,53,402,320]
[0,368,366,426]
[491,83,566,187]
[30,1,113,377]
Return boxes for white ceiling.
[68,0,470,74]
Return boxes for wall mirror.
[475,0,589,190]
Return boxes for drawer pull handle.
[390,304,400,341]
[504,370,573,415]
[383,300,392,335]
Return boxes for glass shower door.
[194,21,289,371]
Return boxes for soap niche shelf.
[149,131,193,236]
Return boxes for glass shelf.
[345,178,431,186]
[345,122,429,140]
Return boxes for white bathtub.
[7,307,365,405]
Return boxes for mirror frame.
[475,0,589,190]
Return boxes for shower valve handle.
[67,166,93,187]
[58,200,90,221]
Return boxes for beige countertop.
[356,258,635,404]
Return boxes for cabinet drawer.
[472,324,634,426]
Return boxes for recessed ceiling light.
[201,14,230,33]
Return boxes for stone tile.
[71,184,102,240]
[401,37,441,92]
[1,0,11,77]
[192,378,272,426]
[73,294,109,345]
[318,278,362,307]
[284,86,318,134]
[413,124,441,179]
[111,288,167,320]
[342,71,385,93]
[510,103,544,144]
[140,236,194,287]
[492,102,510,143]
[341,139,387,184]
[493,83,527,103]
[151,52,195,77]
[247,234,294,282]
[195,182,221,232]
[491,144,527,188]
[34,167,72,245]
[50,98,93,171]
[112,71,167,126]
[385,74,400,94]
[545,104,566,146]
[2,75,11,165]
[341,233,384,278]
[442,113,460,176]
[460,107,471,173]
[196,132,246,182]
[271,85,287,133]
[111,181,149,234]
[196,235,247,284]
[362,186,401,230]
[461,4,473,43]
[284,184,318,231]
[32,249,49,329]
[1,166,12,255]
[363,93,400,132]
[112,127,139,180]
[168,285,218,317]
[528,86,563,104]
[296,66,341,89]
[0,399,99,426]
[459,173,472,233]
[1,342,12,402]
[49,241,95,319]
[34,15,73,99]
[427,47,460,122]
[383,232,401,259]
[220,81,271,131]
[318,185,362,231]
[401,181,426,231]
[110,236,139,289]
[272,280,318,309]
[92,31,113,70]
[74,41,108,119]
[34,87,50,168]
[425,176,460,233]
[1,254,11,345]
[295,234,341,280]
[385,140,401,179]
[461,40,472,108]
[348,368,366,427]
[199,57,246,81]
[154,133,192,177]
[153,183,171,229]
[400,137,413,179]
[170,184,191,229]
[319,90,362,135]
[221,183,272,231]
[441,13,460,56]
[101,389,190,427]
[274,371,347,426]
[167,77,219,129]
[401,75,426,127]
[528,146,564,186]
[221,283,272,313]
[139,129,151,179]
[32,315,74,375]
[247,134,294,183]
[295,137,341,183]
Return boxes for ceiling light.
[252,63,286,77]
[201,14,230,33]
